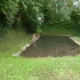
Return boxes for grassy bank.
[0,27,80,80]
[0,29,31,56]
[41,23,80,36]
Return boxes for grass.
[41,23,80,36]
[0,27,80,80]
[0,56,80,80]
[0,29,31,56]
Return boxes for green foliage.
[0,0,44,33]
[0,0,20,26]
[36,26,42,33]
[70,6,80,31]
[0,0,80,33]
[41,23,80,36]
[41,0,80,32]
[42,0,73,26]
[20,0,43,33]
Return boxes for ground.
[0,27,80,80]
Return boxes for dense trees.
[0,0,43,33]
[0,0,80,34]
[70,2,80,30]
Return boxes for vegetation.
[0,0,80,80]
[0,24,80,80]
[0,29,31,55]
[0,0,80,34]
[0,55,80,80]
[41,23,80,36]
[0,0,43,34]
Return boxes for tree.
[0,0,44,33]
[0,0,80,33]
[0,0,20,26]
[20,0,43,33]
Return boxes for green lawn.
[0,55,80,80]
[0,28,80,80]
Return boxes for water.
[20,36,80,58]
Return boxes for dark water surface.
[20,36,80,58]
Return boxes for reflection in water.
[33,41,36,47]
[20,36,80,58]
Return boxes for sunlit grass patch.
[0,56,80,80]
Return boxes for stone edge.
[12,36,40,57]
[69,37,80,46]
